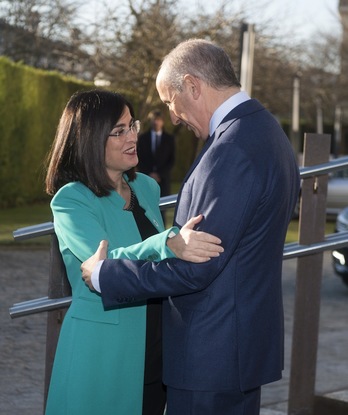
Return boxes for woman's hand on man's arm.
[166,214,223,263]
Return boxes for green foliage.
[0,57,93,207]
[0,56,198,207]
[171,129,202,183]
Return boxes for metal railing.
[9,155,348,318]
[9,230,348,318]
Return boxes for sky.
[183,0,341,41]
[82,0,341,42]
[257,0,341,40]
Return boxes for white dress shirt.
[209,91,250,136]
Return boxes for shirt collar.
[209,91,250,136]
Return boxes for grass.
[0,202,52,247]
[286,219,335,243]
[0,201,337,247]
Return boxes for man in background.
[137,109,175,222]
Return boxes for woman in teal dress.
[44,89,222,415]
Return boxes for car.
[331,206,348,287]
[326,169,348,216]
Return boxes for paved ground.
[260,252,348,414]
[0,248,347,414]
[1,247,49,415]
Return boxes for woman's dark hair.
[45,89,136,196]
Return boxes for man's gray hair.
[158,38,241,92]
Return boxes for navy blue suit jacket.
[100,99,300,392]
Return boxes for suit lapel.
[174,99,264,220]
[182,133,215,183]
[180,111,238,185]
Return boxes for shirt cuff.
[91,260,104,293]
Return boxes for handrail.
[10,296,72,318]
[158,193,177,210]
[13,221,54,240]
[299,156,348,178]
[283,231,348,259]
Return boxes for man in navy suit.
[137,109,175,199]
[137,109,175,222]
[82,39,300,415]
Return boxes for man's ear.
[183,74,201,99]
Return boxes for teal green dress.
[45,173,177,415]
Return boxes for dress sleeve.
[51,184,178,264]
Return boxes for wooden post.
[288,133,331,415]
[43,234,71,412]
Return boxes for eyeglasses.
[109,120,141,138]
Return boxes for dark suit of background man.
[137,110,175,216]
[82,39,300,415]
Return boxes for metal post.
[316,97,323,135]
[288,133,331,415]
[240,23,255,96]
[43,233,71,412]
[334,105,342,157]
[291,75,301,155]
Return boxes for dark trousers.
[143,381,167,415]
[166,386,261,415]
[142,299,166,415]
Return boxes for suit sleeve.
[100,144,262,306]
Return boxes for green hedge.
[0,57,202,208]
[0,57,93,207]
